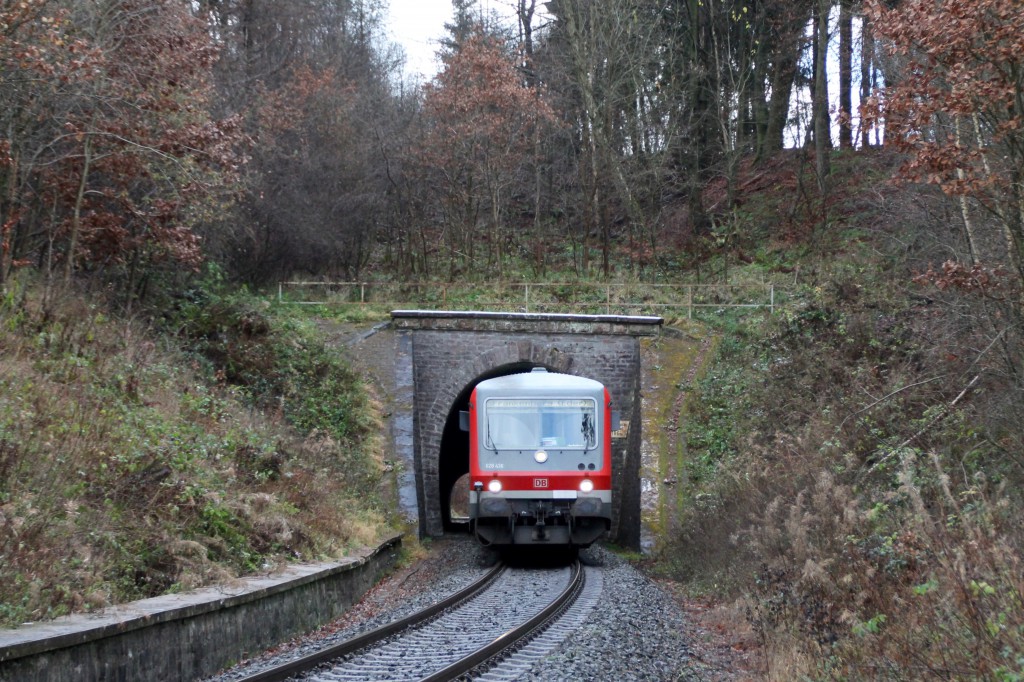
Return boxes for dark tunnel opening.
[438,361,540,532]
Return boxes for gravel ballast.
[205,536,714,681]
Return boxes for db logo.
[534,478,549,488]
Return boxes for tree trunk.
[683,0,714,234]
[560,0,601,274]
[1014,175,1024,290]
[860,12,874,148]
[838,0,853,149]
[517,0,536,85]
[491,181,503,279]
[532,120,544,275]
[759,2,811,161]
[0,145,15,293]
[813,0,831,196]
[954,117,980,264]
[65,134,94,284]
[763,49,798,160]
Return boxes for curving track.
[235,560,592,682]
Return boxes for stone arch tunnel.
[390,310,662,549]
[436,361,534,532]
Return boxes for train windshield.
[484,398,598,450]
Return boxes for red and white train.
[464,368,615,548]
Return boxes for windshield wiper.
[581,413,595,448]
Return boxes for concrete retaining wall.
[0,534,402,682]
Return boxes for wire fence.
[277,280,790,318]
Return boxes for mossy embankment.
[640,322,718,551]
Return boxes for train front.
[467,368,613,547]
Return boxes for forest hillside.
[2,1,1023,679]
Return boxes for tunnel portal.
[437,362,533,531]
[392,311,661,549]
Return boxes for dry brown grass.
[667,260,1024,679]
[739,453,1023,680]
[0,283,394,626]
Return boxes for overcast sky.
[386,0,532,81]
[386,0,454,81]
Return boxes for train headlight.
[534,450,548,464]
[579,479,594,493]
[487,479,503,493]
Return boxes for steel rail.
[419,559,585,682]
[234,562,505,682]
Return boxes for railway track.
[235,559,594,682]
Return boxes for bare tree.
[196,0,400,284]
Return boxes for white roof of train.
[474,368,604,394]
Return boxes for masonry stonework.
[391,311,661,549]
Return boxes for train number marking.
[484,463,505,469]
[534,478,548,488]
